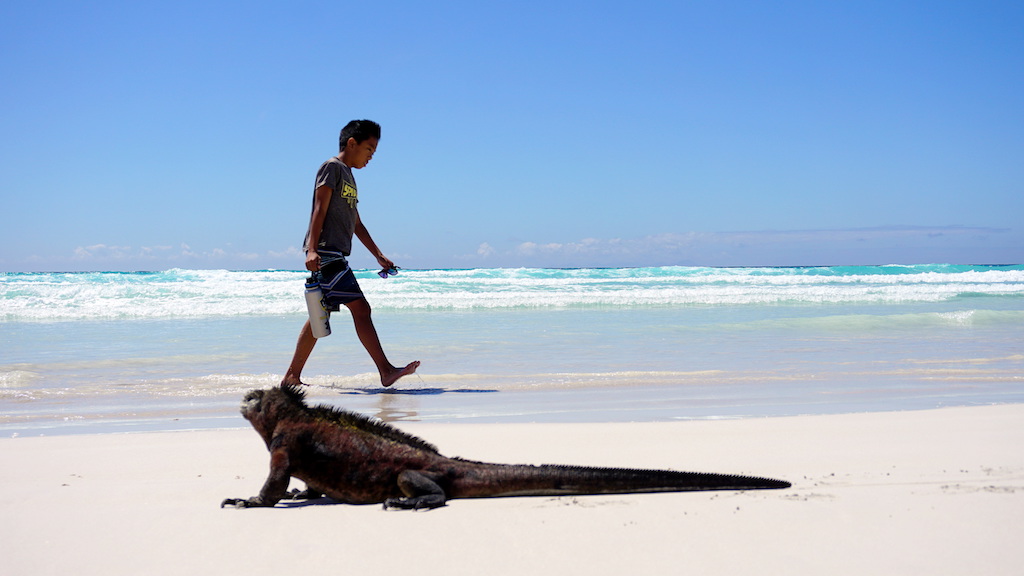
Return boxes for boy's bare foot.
[381,361,420,388]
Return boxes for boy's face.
[345,137,378,169]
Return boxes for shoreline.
[2,403,1021,575]
[7,375,1023,438]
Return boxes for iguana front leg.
[383,470,447,510]
[221,447,292,508]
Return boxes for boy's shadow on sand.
[333,387,498,396]
[324,386,499,423]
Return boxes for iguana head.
[240,388,265,418]
[239,385,308,442]
[238,389,271,440]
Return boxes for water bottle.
[304,275,331,338]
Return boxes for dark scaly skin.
[221,385,790,510]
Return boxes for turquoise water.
[2,265,1023,435]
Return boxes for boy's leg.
[344,298,420,387]
[281,319,317,386]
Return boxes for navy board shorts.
[318,259,365,311]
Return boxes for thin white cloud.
[476,242,496,257]
[267,246,303,259]
[64,243,305,271]
[463,226,1013,267]
[72,244,135,260]
[18,224,1014,272]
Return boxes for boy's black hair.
[339,120,381,151]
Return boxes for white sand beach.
[2,404,1022,575]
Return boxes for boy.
[282,119,420,388]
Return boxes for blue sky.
[1,0,1021,272]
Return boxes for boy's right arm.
[305,185,333,271]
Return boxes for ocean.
[2,265,1023,436]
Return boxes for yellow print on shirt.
[341,181,358,207]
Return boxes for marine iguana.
[221,385,790,510]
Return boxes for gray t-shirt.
[303,156,358,257]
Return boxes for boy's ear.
[343,137,357,151]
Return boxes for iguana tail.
[454,462,791,499]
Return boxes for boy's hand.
[305,250,321,271]
[376,254,395,270]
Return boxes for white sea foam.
[0,369,40,389]
[2,265,1022,320]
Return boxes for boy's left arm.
[353,210,395,270]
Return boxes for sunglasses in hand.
[378,266,401,279]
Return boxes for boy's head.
[339,120,381,152]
